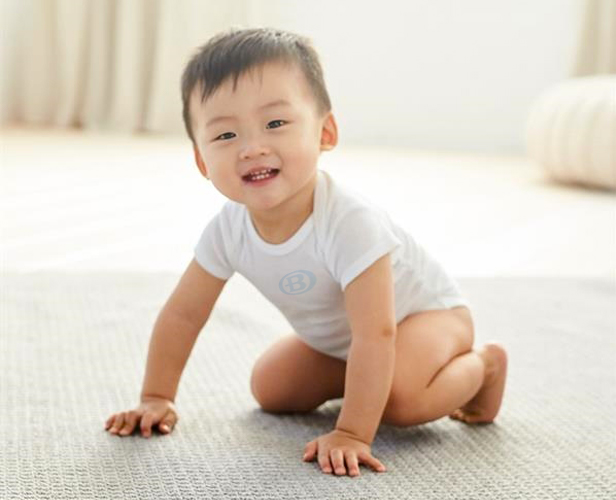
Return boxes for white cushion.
[526,76,616,191]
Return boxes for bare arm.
[335,253,397,444]
[302,254,396,474]
[335,335,395,444]
[105,258,227,437]
[140,258,227,402]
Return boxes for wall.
[0,0,583,154]
[260,0,583,153]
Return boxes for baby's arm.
[335,253,397,444]
[303,254,395,475]
[105,258,227,437]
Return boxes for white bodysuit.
[194,169,468,361]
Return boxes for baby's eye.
[214,120,286,141]
[215,132,235,141]
[266,120,286,129]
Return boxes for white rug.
[1,272,615,499]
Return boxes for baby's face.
[189,60,336,212]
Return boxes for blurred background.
[0,0,594,149]
[1,0,614,277]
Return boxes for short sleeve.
[327,207,402,291]
[193,212,235,280]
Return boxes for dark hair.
[181,27,332,144]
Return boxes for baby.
[105,27,508,477]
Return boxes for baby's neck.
[249,175,316,244]
[252,211,312,244]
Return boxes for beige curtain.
[7,0,262,133]
[572,0,616,75]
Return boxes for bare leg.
[411,350,486,425]
[448,343,508,424]
[403,343,507,425]
[251,314,508,426]
[250,335,346,413]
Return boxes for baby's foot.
[449,343,508,424]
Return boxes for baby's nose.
[240,142,271,159]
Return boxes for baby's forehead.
[236,60,307,89]
[191,63,314,114]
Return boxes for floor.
[2,128,615,500]
[3,271,614,499]
[1,126,614,278]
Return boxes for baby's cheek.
[287,139,320,166]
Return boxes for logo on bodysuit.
[279,270,316,295]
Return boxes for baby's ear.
[193,144,209,179]
[320,112,338,151]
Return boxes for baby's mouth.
[242,168,280,183]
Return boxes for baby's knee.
[249,363,272,408]
[381,384,431,427]
[250,364,296,412]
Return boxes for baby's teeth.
[250,170,274,180]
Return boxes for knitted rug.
[1,273,614,499]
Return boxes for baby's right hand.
[105,396,179,438]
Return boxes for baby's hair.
[181,26,332,145]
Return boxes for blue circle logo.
[279,270,316,295]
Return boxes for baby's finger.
[119,411,140,435]
[140,413,154,438]
[303,440,317,461]
[345,451,360,477]
[109,413,125,434]
[104,415,115,429]
[318,452,333,474]
[330,449,346,475]
[159,411,176,433]
[358,452,386,472]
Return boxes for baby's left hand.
[302,429,387,477]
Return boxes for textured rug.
[1,272,615,499]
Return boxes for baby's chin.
[222,187,283,210]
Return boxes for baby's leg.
[382,306,507,426]
[250,335,346,413]
[448,343,508,424]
